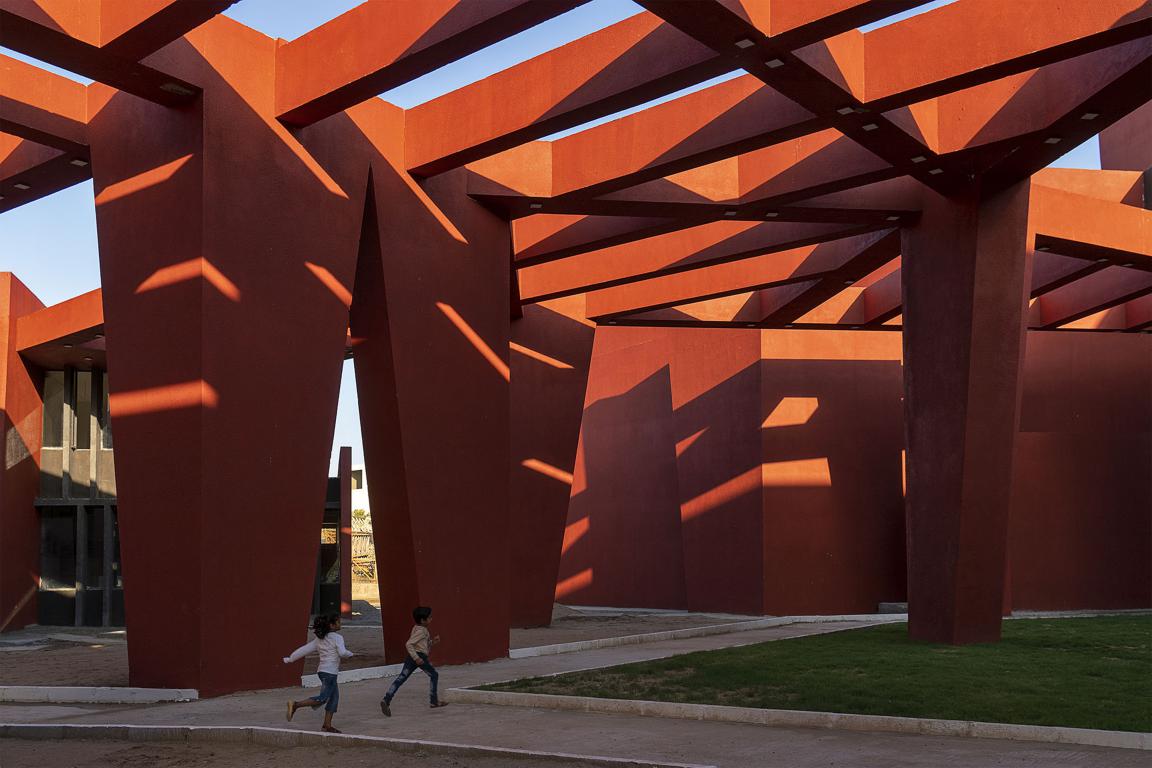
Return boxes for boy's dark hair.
[312,614,337,638]
[412,606,432,623]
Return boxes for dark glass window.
[74,371,92,449]
[40,510,76,590]
[85,507,105,588]
[100,372,113,449]
[42,371,64,448]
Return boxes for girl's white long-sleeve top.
[283,632,353,674]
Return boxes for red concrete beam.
[548,74,819,199]
[13,286,103,350]
[830,244,1141,329]
[471,130,900,221]
[99,0,237,59]
[555,0,1148,198]
[519,218,884,304]
[636,1,946,188]
[406,12,729,176]
[405,1,925,175]
[584,228,897,319]
[862,0,1152,109]
[837,261,902,326]
[276,0,586,127]
[973,39,1152,192]
[1032,185,1152,270]
[503,139,908,267]
[1030,267,1152,328]
[1121,293,1152,329]
[0,53,88,151]
[0,2,201,105]
[1029,251,1109,297]
[1034,167,1145,206]
[0,133,90,211]
[757,230,900,323]
[1058,293,1152,330]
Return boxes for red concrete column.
[338,446,353,617]
[901,181,1033,644]
[351,156,511,665]
[0,274,44,632]
[87,20,362,695]
[509,297,594,627]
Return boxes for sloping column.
[87,20,361,695]
[901,180,1033,644]
[0,274,44,632]
[350,145,512,664]
[510,297,595,627]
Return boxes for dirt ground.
[0,739,609,768]
[0,610,750,685]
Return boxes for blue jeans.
[310,671,340,713]
[383,652,438,705]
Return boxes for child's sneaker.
[380,699,391,717]
[430,702,449,709]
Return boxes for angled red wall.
[560,327,687,610]
[759,330,906,616]
[0,273,44,632]
[559,327,1149,617]
[344,113,513,664]
[1009,331,1152,610]
[510,296,595,627]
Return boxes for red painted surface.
[1010,331,1152,610]
[510,296,595,626]
[0,274,44,632]
[559,327,906,616]
[559,325,1150,618]
[901,182,1034,644]
[88,20,362,696]
[2,0,1150,694]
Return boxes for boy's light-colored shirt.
[406,624,431,661]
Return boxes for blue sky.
[0,0,1107,472]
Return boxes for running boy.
[283,614,354,733]
[380,605,445,715]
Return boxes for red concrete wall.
[670,329,763,615]
[559,327,688,609]
[510,296,595,626]
[560,326,905,616]
[0,274,44,632]
[559,327,1149,616]
[759,331,906,616]
[1009,331,1152,610]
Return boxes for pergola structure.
[0,1,1149,696]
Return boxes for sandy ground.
[0,611,751,685]
[0,739,608,768]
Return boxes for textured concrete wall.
[559,327,1150,616]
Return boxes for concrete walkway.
[1,620,1143,767]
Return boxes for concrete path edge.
[0,686,197,704]
[0,722,718,768]
[445,689,1151,752]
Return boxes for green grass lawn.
[485,616,1152,732]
